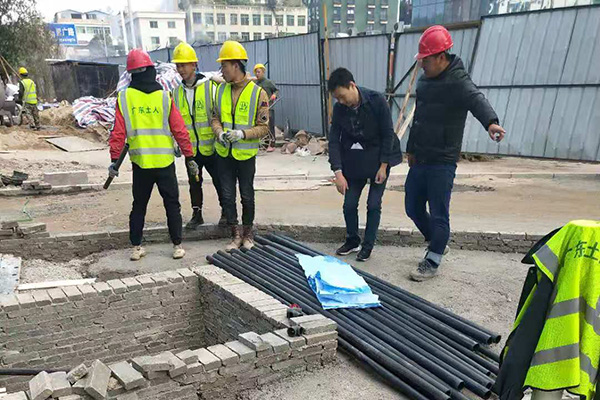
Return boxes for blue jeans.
[343,176,388,251]
[405,164,456,262]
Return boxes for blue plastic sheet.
[296,254,381,310]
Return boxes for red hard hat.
[126,48,154,72]
[416,25,453,60]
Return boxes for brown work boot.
[242,225,254,250]
[226,225,243,251]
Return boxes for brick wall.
[0,265,296,393]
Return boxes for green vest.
[21,78,37,105]
[514,220,600,398]
[215,81,261,161]
[173,81,215,157]
[118,88,175,169]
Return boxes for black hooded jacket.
[407,55,499,165]
[129,66,162,94]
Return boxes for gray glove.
[218,131,229,144]
[108,162,119,178]
[187,159,200,178]
[225,129,245,143]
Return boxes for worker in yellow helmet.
[253,63,278,152]
[171,42,226,229]
[16,67,40,130]
[211,41,270,251]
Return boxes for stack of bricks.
[21,180,51,192]
[0,220,49,240]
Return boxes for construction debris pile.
[0,170,28,187]
[39,101,75,127]
[208,233,501,400]
[0,220,48,240]
[281,131,328,156]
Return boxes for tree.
[88,33,115,60]
[0,0,60,98]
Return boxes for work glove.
[218,131,229,144]
[225,130,245,143]
[174,144,182,158]
[186,159,200,178]
[108,162,119,178]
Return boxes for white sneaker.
[130,246,146,261]
[173,244,185,259]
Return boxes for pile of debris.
[39,101,76,127]
[281,131,328,156]
[0,220,48,240]
[0,170,28,188]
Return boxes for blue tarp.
[297,254,381,310]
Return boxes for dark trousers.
[184,152,224,212]
[343,175,388,251]
[217,155,256,226]
[130,162,182,246]
[404,163,456,256]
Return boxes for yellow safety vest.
[21,78,37,105]
[516,220,600,398]
[215,81,261,161]
[118,88,175,169]
[172,81,215,157]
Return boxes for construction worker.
[211,41,270,251]
[327,67,402,262]
[253,63,278,152]
[494,220,600,400]
[108,49,198,261]
[16,67,40,130]
[406,25,506,281]
[171,42,226,229]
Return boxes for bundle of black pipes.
[206,232,501,400]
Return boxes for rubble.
[0,220,49,240]
[280,131,328,156]
[39,102,76,127]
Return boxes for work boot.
[410,259,439,282]
[218,210,227,226]
[226,225,243,251]
[130,246,146,261]
[242,225,254,250]
[173,244,185,259]
[185,208,204,230]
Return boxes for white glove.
[225,130,245,143]
[218,131,228,143]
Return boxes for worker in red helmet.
[108,48,197,261]
[406,25,506,281]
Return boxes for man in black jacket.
[406,25,506,281]
[328,68,402,261]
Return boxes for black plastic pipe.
[0,368,69,375]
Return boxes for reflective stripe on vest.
[215,81,261,161]
[118,88,175,169]
[520,220,600,398]
[173,81,214,156]
[21,79,37,105]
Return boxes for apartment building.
[123,11,187,51]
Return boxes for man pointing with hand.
[328,68,402,262]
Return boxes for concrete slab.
[45,137,106,153]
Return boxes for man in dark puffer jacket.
[406,25,506,281]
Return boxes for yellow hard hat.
[216,41,248,63]
[172,42,198,64]
[19,67,28,75]
[254,63,266,72]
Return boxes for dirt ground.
[19,240,525,400]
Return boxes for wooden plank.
[397,103,416,140]
[0,254,22,295]
[394,65,419,135]
[17,278,96,291]
[45,137,106,152]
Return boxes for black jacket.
[328,86,402,180]
[407,55,498,164]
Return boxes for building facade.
[307,0,400,37]
[53,10,114,58]
[123,11,187,51]
[184,3,308,44]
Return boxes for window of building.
[218,32,227,42]
[193,13,202,24]
[150,21,158,28]
[230,14,238,24]
[86,13,97,20]
[241,14,249,25]
[381,0,389,5]
[253,14,261,25]
[367,0,375,6]
[347,7,355,21]
[253,32,262,40]
[104,27,110,35]
[230,32,239,39]
[366,24,374,31]
[298,15,306,26]
[380,8,388,21]
[286,15,294,26]
[275,15,283,26]
[264,32,274,38]
[241,32,250,41]
[333,0,341,5]
[151,36,160,46]
[206,13,214,25]
[264,14,272,25]
[347,0,355,5]
[168,21,176,28]
[333,23,340,34]
[333,8,341,20]
[217,13,225,24]
[71,13,82,19]
[76,26,86,34]
[367,8,375,20]
[207,32,215,42]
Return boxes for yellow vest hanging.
[518,220,600,399]
[21,78,37,105]
[215,81,261,161]
[118,88,175,169]
[173,81,215,157]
